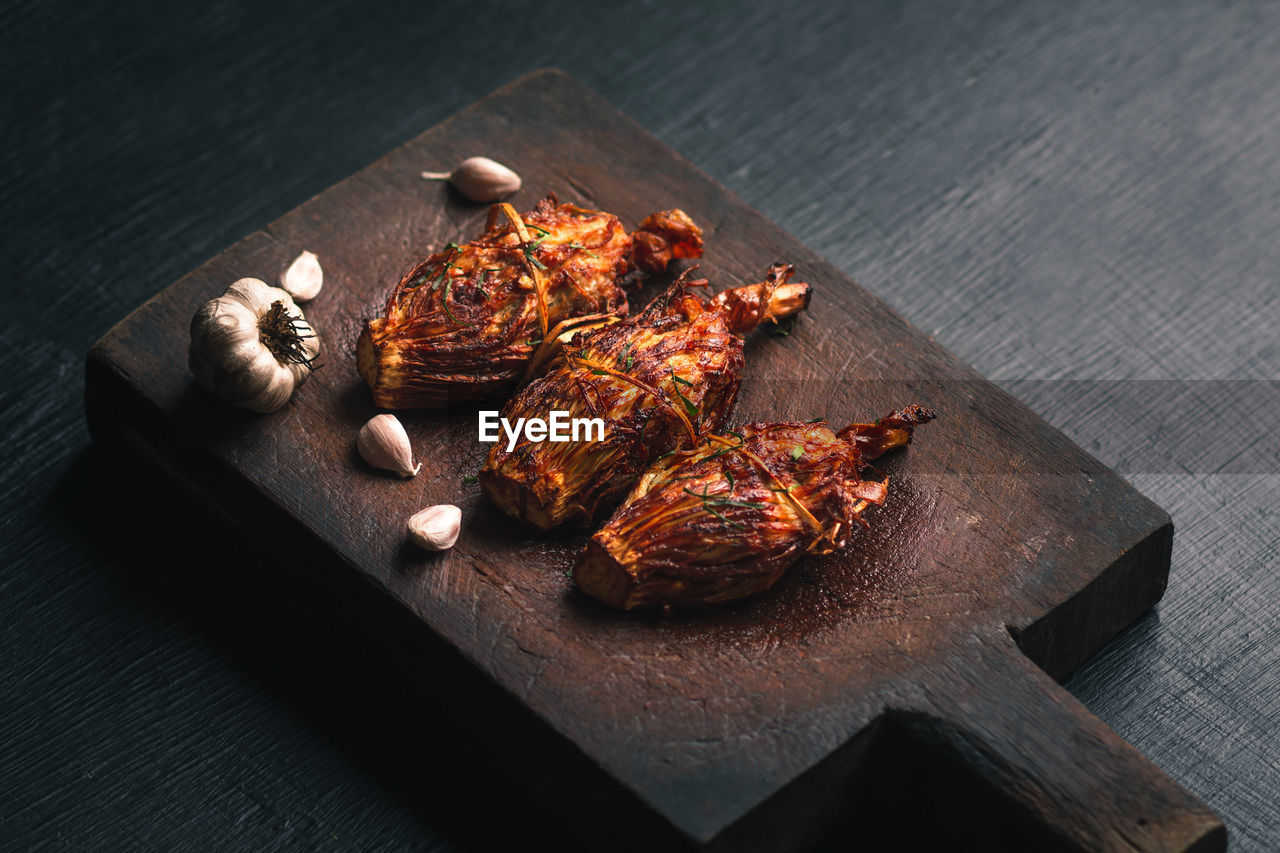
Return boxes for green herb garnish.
[522,244,547,270]
[565,242,599,258]
[707,432,746,461]
[682,484,771,530]
[790,447,804,460]
[669,371,698,419]
[462,474,478,485]
[682,487,770,511]
[635,409,657,446]
[518,227,551,269]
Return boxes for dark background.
[3,0,1278,850]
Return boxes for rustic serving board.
[85,70,1225,851]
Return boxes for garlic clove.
[407,504,462,551]
[422,156,521,202]
[357,414,421,478]
[280,250,323,302]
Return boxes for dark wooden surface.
[82,68,1222,851]
[3,1,1278,850]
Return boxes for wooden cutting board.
[85,69,1225,852]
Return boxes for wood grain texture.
[3,0,1279,850]
[84,70,1220,851]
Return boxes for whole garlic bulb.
[422,156,521,202]
[188,277,321,413]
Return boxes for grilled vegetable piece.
[480,265,812,530]
[574,406,935,610]
[357,195,703,409]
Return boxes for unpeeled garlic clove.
[357,414,421,477]
[407,504,462,551]
[422,156,521,202]
[280,250,323,301]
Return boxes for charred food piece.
[357,195,703,409]
[574,406,935,610]
[480,265,812,530]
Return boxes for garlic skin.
[280,250,323,301]
[407,504,462,551]
[357,414,421,478]
[422,156,521,202]
[188,278,321,413]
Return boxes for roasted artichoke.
[574,406,935,609]
[480,265,812,529]
[357,195,702,408]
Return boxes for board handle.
[885,637,1226,852]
